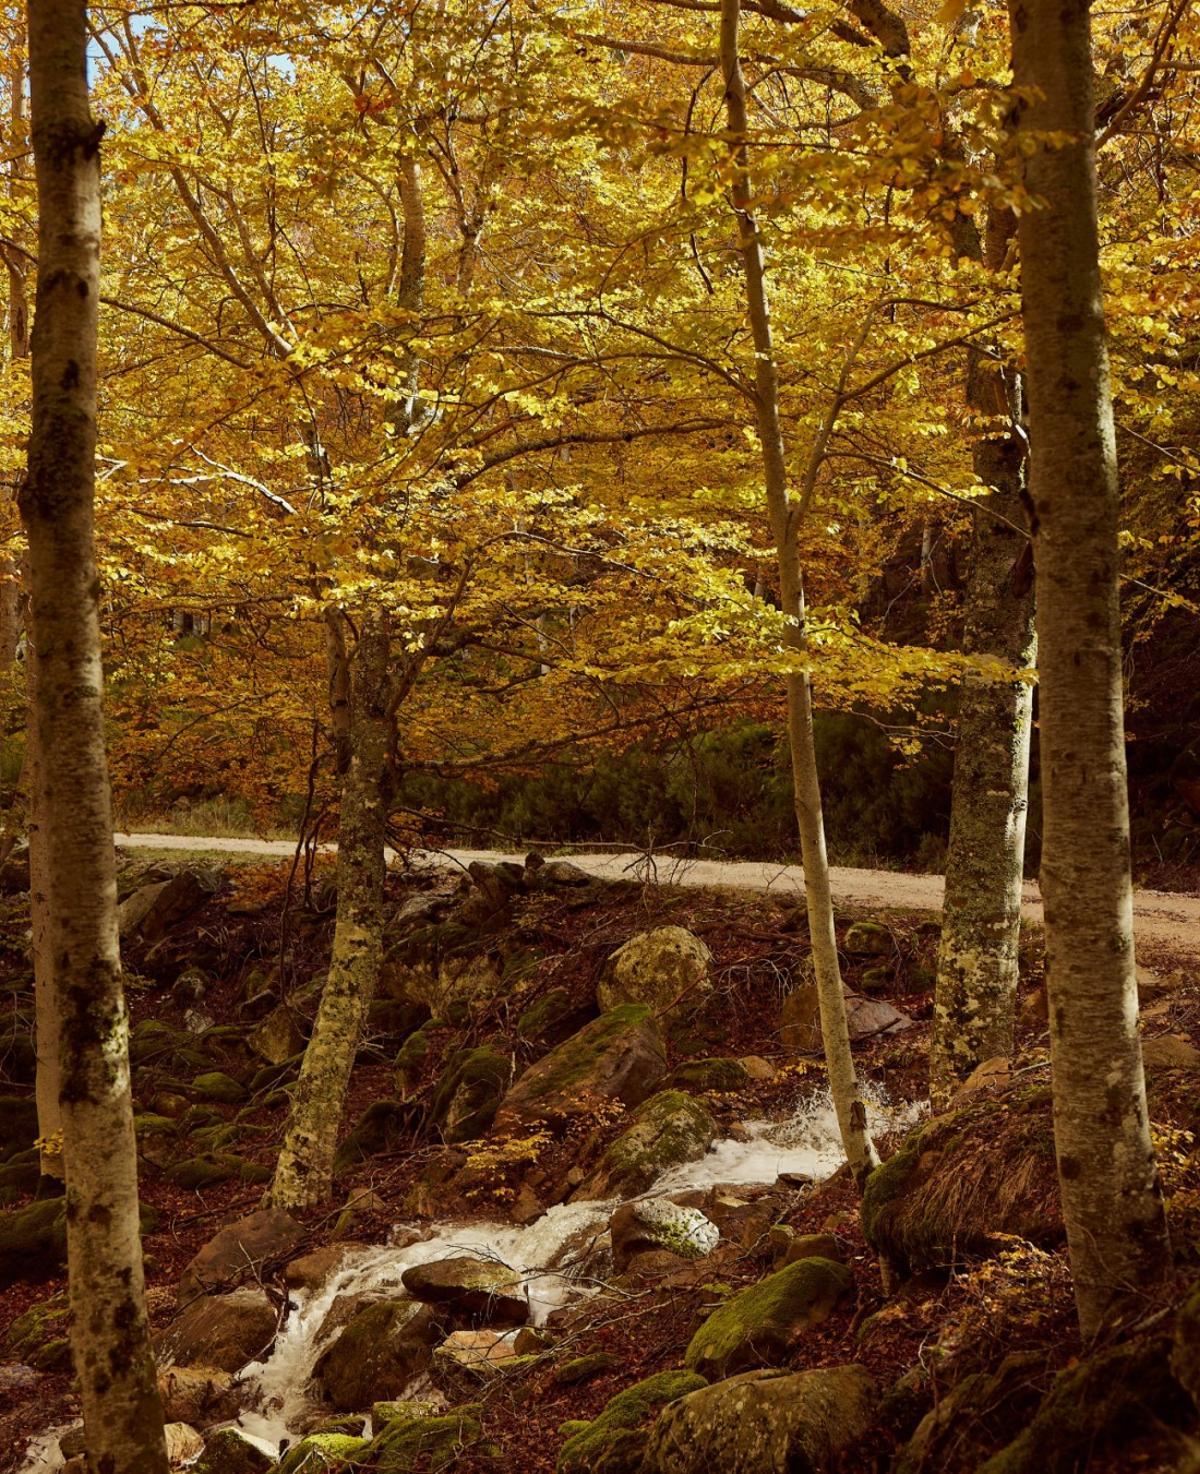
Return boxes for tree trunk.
[27,636,62,1179]
[1009,0,1170,1338]
[931,213,1036,1106]
[269,614,392,1208]
[20,0,167,1465]
[720,0,878,1185]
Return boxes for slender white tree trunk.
[1009,0,1170,1338]
[719,0,878,1185]
[270,615,392,1207]
[20,0,167,1464]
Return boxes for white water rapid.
[20,1087,922,1470]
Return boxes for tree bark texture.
[720,0,879,1185]
[20,0,167,1464]
[1009,0,1170,1338]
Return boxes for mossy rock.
[315,1299,440,1410]
[0,1147,43,1202]
[577,1091,715,1199]
[895,1352,1049,1474]
[597,927,712,1017]
[516,987,589,1045]
[554,1351,620,1385]
[0,1198,68,1284]
[0,1095,38,1163]
[665,1058,750,1093]
[395,1018,447,1092]
[684,1258,853,1381]
[557,1370,707,1474]
[861,1088,1061,1277]
[430,1046,510,1144]
[366,998,430,1043]
[977,1337,1189,1474]
[332,1100,420,1172]
[178,1104,224,1133]
[165,1152,270,1189]
[844,921,893,957]
[5,1294,72,1371]
[498,1004,667,1127]
[189,1071,247,1104]
[194,1425,274,1474]
[274,1433,369,1473]
[365,1405,491,1473]
[372,1399,441,1427]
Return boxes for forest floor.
[115,831,1200,961]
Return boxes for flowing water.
[20,1087,921,1470]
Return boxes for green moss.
[372,1400,440,1427]
[165,1152,269,1188]
[189,1071,247,1103]
[554,1352,620,1385]
[0,1198,67,1284]
[332,1100,416,1171]
[366,1406,490,1473]
[395,1019,446,1090]
[516,987,575,1041]
[504,1004,662,1120]
[430,1046,510,1144]
[274,1433,369,1473]
[194,1425,274,1474]
[977,1339,1187,1474]
[684,1257,853,1380]
[585,1090,715,1198]
[665,1058,750,1092]
[557,1370,706,1474]
[5,1295,71,1371]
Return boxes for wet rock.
[401,1254,528,1325]
[157,1366,240,1427]
[610,1199,719,1272]
[642,1364,878,1474]
[429,1046,510,1144]
[283,1243,366,1295]
[844,921,893,957]
[192,1425,274,1473]
[684,1257,853,1380]
[860,1088,1061,1278]
[363,1405,490,1472]
[156,1287,277,1372]
[575,1091,715,1199]
[275,1433,370,1473]
[314,1299,441,1410]
[557,1370,707,1474]
[165,1424,205,1466]
[598,926,712,1017]
[496,1004,667,1128]
[178,1208,305,1302]
[666,1057,751,1093]
[118,867,215,943]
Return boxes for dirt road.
[115,831,1200,961]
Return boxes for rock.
[739,1055,777,1081]
[157,1366,239,1427]
[191,1425,273,1473]
[5,1295,71,1372]
[363,1406,489,1472]
[188,1071,247,1104]
[684,1258,853,1380]
[0,1095,38,1162]
[165,1424,205,1466]
[597,926,712,1017]
[0,1198,68,1285]
[861,1088,1062,1277]
[642,1364,878,1474]
[315,1298,441,1410]
[1141,1033,1200,1071]
[895,1351,1047,1474]
[401,1254,528,1324]
[535,859,591,888]
[554,1351,620,1385]
[0,1363,41,1393]
[118,868,214,943]
[283,1243,365,1295]
[1173,1278,1200,1406]
[772,1230,842,1267]
[516,988,591,1046]
[844,921,893,957]
[275,1433,370,1473]
[247,1006,305,1066]
[781,980,911,1052]
[333,1100,420,1171]
[0,840,30,893]
[951,1056,1011,1103]
[430,1328,539,1399]
[557,1370,707,1474]
[165,1153,269,1189]
[575,1091,716,1199]
[666,1058,750,1093]
[496,1004,667,1128]
[429,1046,510,1144]
[156,1287,277,1372]
[977,1337,1187,1474]
[178,1208,305,1303]
[609,1199,719,1272]
[1137,964,1183,1000]
[372,1399,441,1427]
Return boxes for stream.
[21,1088,921,1470]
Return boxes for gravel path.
[114,832,1200,961]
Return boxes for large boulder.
[598,927,712,1017]
[0,1198,68,1285]
[643,1364,878,1474]
[496,1005,667,1128]
[401,1255,528,1325]
[118,867,215,944]
[363,1405,490,1472]
[894,1352,1048,1474]
[609,1200,719,1272]
[191,1425,273,1473]
[155,1287,276,1373]
[684,1258,853,1380]
[860,1088,1062,1277]
[429,1047,510,1144]
[157,1366,240,1428]
[314,1298,441,1410]
[575,1091,715,1199]
[557,1370,707,1474]
[275,1434,369,1474]
[178,1208,304,1303]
